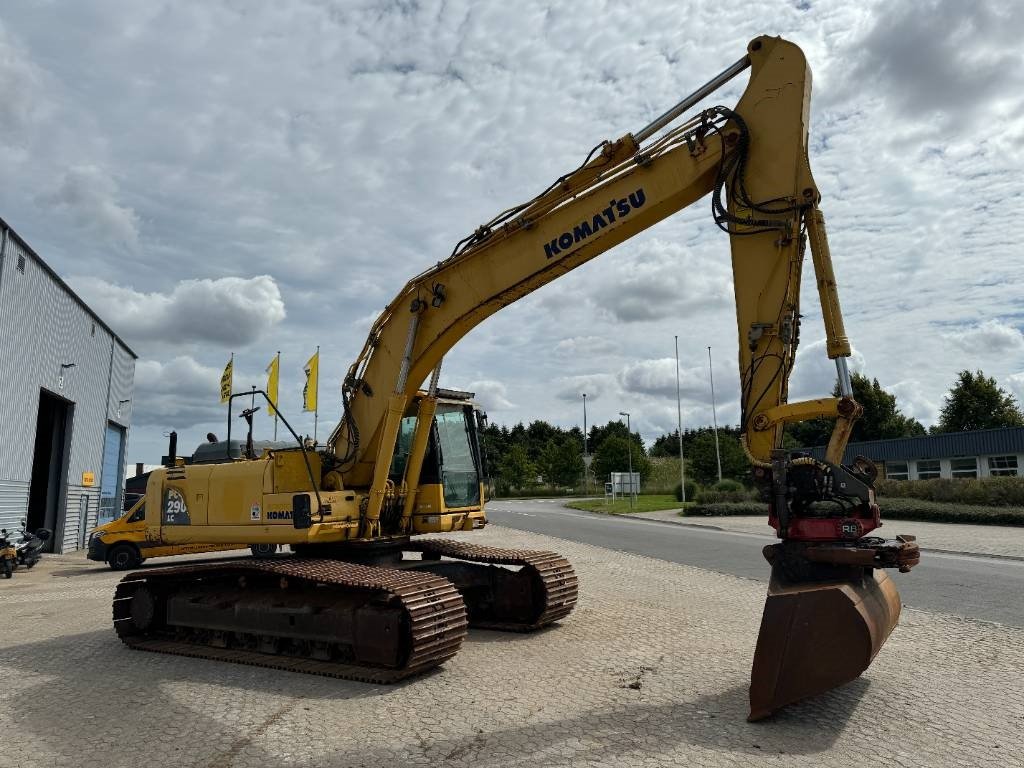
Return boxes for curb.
[608,511,1024,563]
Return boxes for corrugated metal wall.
[61,484,100,552]
[0,479,29,534]
[0,221,135,552]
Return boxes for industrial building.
[0,216,136,552]
[806,426,1024,480]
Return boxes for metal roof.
[804,426,1024,464]
[0,215,137,359]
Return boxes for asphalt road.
[487,500,1024,628]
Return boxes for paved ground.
[1,527,1023,767]
[489,501,1024,626]
[625,509,1024,560]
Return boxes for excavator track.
[409,539,577,631]
[112,558,468,683]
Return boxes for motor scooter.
[0,529,16,578]
[15,520,51,568]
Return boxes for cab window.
[127,502,146,523]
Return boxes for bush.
[876,477,1024,507]
[685,501,767,517]
[491,487,583,499]
[713,479,744,492]
[694,488,757,504]
[684,498,1024,526]
[876,497,1024,526]
[673,480,699,502]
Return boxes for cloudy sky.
[1,0,1022,462]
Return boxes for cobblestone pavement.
[1,527,1022,768]
[624,509,1024,559]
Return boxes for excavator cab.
[388,389,487,534]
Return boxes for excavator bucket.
[748,564,901,721]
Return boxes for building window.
[886,461,909,481]
[988,456,1019,477]
[16,254,26,273]
[916,459,941,480]
[99,423,127,524]
[950,457,977,479]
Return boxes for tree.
[934,370,1024,433]
[649,430,680,458]
[786,372,925,446]
[687,431,749,486]
[538,437,585,487]
[587,420,632,456]
[497,444,536,491]
[591,435,651,485]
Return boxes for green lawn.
[566,494,686,515]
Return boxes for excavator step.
[407,539,578,631]
[112,558,468,683]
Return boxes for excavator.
[112,35,920,721]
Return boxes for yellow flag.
[219,356,233,404]
[303,350,319,412]
[266,353,280,417]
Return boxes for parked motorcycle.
[15,520,51,569]
[0,529,16,578]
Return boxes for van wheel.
[108,543,141,571]
[250,544,279,559]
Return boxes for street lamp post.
[708,345,723,484]
[582,393,589,495]
[675,336,686,503]
[618,411,634,510]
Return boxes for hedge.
[876,477,1024,507]
[684,499,1024,526]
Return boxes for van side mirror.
[292,494,312,530]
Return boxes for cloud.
[850,0,1024,128]
[787,339,866,401]
[887,379,942,425]
[467,379,514,411]
[0,21,53,136]
[70,274,286,349]
[554,374,617,403]
[588,239,731,323]
[132,355,259,430]
[1005,373,1024,407]
[618,358,708,399]
[943,319,1024,354]
[553,336,617,357]
[40,165,140,250]
[1,1,1022,458]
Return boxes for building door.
[99,423,126,525]
[27,389,73,552]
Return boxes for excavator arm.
[125,36,919,722]
[320,35,920,718]
[329,37,875,538]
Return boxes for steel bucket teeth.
[748,565,901,721]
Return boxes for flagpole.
[313,345,320,444]
[274,351,280,441]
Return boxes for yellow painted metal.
[825,413,858,466]
[753,398,841,431]
[362,393,409,537]
[399,394,439,531]
[270,450,322,494]
[331,35,851,484]
[409,483,486,533]
[331,122,725,487]
[141,36,861,549]
[806,208,852,360]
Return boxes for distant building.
[0,217,136,552]
[804,426,1023,480]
